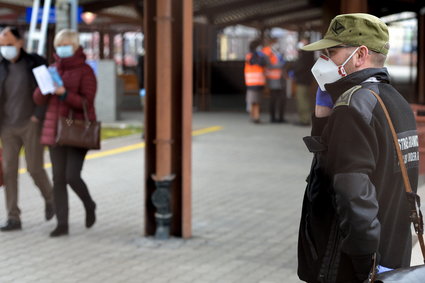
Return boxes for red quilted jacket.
[33,47,97,146]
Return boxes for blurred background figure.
[262,37,287,123]
[292,37,315,126]
[0,26,54,232]
[33,29,97,237]
[244,39,267,123]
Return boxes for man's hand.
[30,116,39,123]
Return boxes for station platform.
[0,111,423,282]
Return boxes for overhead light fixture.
[82,12,97,25]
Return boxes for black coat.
[298,68,418,282]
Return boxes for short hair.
[1,26,22,40]
[54,29,79,48]
[369,50,386,67]
[249,39,261,52]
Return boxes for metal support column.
[144,0,193,239]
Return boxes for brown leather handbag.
[366,90,425,283]
[56,101,101,150]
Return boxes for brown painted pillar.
[108,33,115,59]
[144,0,157,237]
[121,32,126,72]
[340,0,368,13]
[155,0,173,178]
[144,0,193,238]
[418,11,425,104]
[180,0,193,238]
[99,30,105,59]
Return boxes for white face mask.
[311,47,360,91]
[0,46,18,61]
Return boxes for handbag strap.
[369,89,425,262]
[67,99,90,122]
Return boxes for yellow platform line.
[18,125,222,174]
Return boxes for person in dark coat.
[0,26,54,232]
[33,29,97,237]
[297,14,418,282]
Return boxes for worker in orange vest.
[244,39,267,123]
[262,37,286,123]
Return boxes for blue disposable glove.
[315,87,333,108]
[377,265,393,274]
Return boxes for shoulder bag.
[56,100,101,150]
[366,89,425,283]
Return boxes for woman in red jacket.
[33,29,97,237]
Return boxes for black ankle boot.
[50,225,68,237]
[86,202,96,228]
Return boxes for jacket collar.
[325,68,390,104]
[54,47,86,71]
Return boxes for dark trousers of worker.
[1,120,53,221]
[269,89,286,122]
[49,145,95,227]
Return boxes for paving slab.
[0,111,423,282]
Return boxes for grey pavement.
[0,111,423,283]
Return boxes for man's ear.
[354,45,368,67]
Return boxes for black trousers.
[269,89,286,121]
[49,145,94,226]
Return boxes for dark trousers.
[269,89,286,122]
[1,120,53,221]
[49,145,94,226]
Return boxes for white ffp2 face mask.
[311,47,360,91]
[0,46,18,61]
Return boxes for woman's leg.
[49,146,69,236]
[65,147,96,228]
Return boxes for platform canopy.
[1,0,424,31]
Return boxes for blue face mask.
[56,45,74,58]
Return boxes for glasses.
[323,45,358,57]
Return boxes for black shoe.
[50,225,68,237]
[0,219,22,231]
[86,202,96,228]
[45,203,55,221]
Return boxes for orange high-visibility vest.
[244,53,266,87]
[262,46,282,80]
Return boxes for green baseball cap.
[301,13,390,55]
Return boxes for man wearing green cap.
[297,13,418,282]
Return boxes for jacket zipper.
[319,218,340,283]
